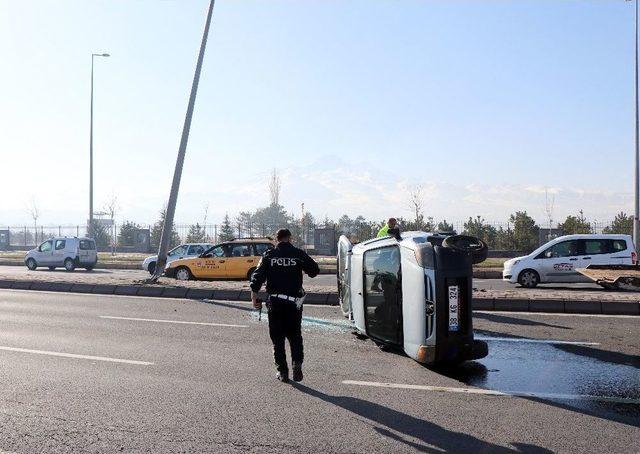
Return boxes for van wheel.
[518,269,539,288]
[64,258,76,272]
[148,262,156,275]
[26,258,37,270]
[48,266,56,271]
[247,267,257,280]
[85,266,94,271]
[175,266,192,281]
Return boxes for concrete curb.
[0,278,638,315]
[0,261,500,277]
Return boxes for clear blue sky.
[0,0,635,226]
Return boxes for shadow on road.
[31,269,112,274]
[475,312,571,330]
[291,383,550,453]
[553,343,639,369]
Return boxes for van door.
[52,239,67,265]
[581,239,615,269]
[363,246,402,346]
[536,239,584,283]
[78,239,97,265]
[36,240,54,265]
[337,236,353,318]
[610,239,633,264]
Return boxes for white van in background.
[503,234,636,288]
[25,237,98,271]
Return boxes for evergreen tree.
[186,223,207,243]
[219,213,235,242]
[558,210,592,235]
[603,212,633,235]
[437,220,456,233]
[88,221,112,250]
[118,221,141,247]
[150,208,181,250]
[463,216,497,247]
[509,211,539,252]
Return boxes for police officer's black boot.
[292,362,303,382]
[276,368,289,383]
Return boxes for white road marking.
[342,380,640,405]
[99,315,248,328]
[474,336,600,346]
[476,310,639,319]
[0,346,153,365]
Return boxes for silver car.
[25,237,98,271]
[142,243,213,275]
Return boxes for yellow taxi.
[164,238,275,281]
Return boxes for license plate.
[448,285,460,332]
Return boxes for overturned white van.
[337,231,489,365]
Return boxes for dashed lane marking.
[0,346,153,365]
[342,380,640,405]
[99,315,248,328]
[474,336,600,346]
[476,310,639,319]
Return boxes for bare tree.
[201,202,210,241]
[544,187,555,232]
[103,194,118,255]
[27,198,39,245]
[407,184,424,224]
[269,168,281,206]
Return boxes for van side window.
[40,241,53,253]
[55,240,66,250]
[539,240,580,258]
[612,240,627,252]
[584,239,610,255]
[79,240,96,250]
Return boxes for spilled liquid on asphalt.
[448,335,640,424]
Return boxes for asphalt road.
[0,265,604,291]
[0,289,637,453]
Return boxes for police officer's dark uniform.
[250,229,319,382]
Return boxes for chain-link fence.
[0,219,627,253]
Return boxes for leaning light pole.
[151,0,215,281]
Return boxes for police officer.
[250,228,320,383]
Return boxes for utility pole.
[634,0,640,251]
[89,52,110,235]
[151,0,216,281]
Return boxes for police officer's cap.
[276,228,292,241]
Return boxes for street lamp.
[627,0,640,251]
[89,52,110,234]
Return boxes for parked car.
[25,237,98,271]
[164,238,275,280]
[142,243,214,275]
[503,234,636,288]
[337,231,488,365]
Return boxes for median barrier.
[1,278,638,315]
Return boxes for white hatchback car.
[503,234,636,288]
[25,237,98,271]
[142,243,213,275]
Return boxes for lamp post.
[89,52,110,234]
[150,0,216,281]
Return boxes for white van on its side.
[25,237,98,271]
[503,234,636,288]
